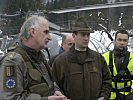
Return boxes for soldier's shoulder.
[6,44,23,59]
[7,45,17,51]
[3,51,23,63]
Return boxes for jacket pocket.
[89,67,101,98]
[29,83,50,96]
[28,69,42,82]
[68,71,84,98]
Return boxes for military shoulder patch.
[6,78,16,89]
[6,66,14,77]
[3,65,17,91]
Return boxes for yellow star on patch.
[8,53,15,59]
[9,54,13,58]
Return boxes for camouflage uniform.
[0,43,58,100]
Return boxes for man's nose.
[48,34,52,40]
[84,35,89,40]
[120,40,125,44]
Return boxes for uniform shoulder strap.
[119,51,130,75]
[109,51,113,76]
[109,51,131,76]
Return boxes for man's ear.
[29,27,36,37]
[72,33,75,38]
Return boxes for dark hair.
[115,30,129,40]
[73,31,78,34]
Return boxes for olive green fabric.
[3,62,17,92]
[72,17,94,33]
[14,45,53,96]
[52,46,112,100]
[0,43,54,100]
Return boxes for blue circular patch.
[6,79,16,89]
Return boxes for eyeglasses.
[116,38,128,42]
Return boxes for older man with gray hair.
[0,15,67,100]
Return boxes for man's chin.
[119,47,124,50]
[44,46,48,49]
[81,46,88,49]
[83,45,88,48]
[41,45,47,49]
[118,46,127,52]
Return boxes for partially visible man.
[59,34,74,53]
[49,34,74,66]
[0,16,67,100]
[103,30,133,100]
[52,17,112,100]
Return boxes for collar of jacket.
[67,46,94,65]
[20,43,44,63]
[59,47,65,54]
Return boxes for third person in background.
[103,29,133,100]
[49,34,74,66]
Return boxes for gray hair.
[19,15,46,39]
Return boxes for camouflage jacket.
[0,43,58,100]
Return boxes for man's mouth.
[119,47,124,50]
